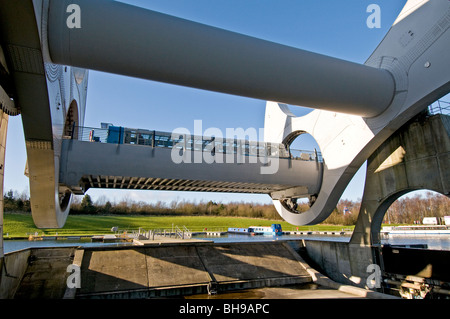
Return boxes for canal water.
[194,233,450,250]
[3,233,450,254]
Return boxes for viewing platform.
[59,124,324,197]
[67,123,323,162]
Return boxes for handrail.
[130,225,196,240]
[64,125,323,162]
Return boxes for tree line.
[3,189,449,226]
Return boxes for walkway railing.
[115,226,355,240]
[65,124,323,162]
[132,226,194,240]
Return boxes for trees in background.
[3,189,31,212]
[383,192,450,224]
[3,189,449,225]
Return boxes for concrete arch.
[368,188,450,245]
[304,113,449,289]
[350,114,450,246]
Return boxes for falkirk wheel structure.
[0,0,449,243]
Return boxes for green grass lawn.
[2,212,354,238]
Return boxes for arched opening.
[59,189,72,212]
[378,190,450,250]
[59,100,79,213]
[279,130,323,213]
[284,131,322,161]
[63,100,79,139]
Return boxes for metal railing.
[133,225,193,240]
[65,125,323,162]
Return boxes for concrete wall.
[302,240,375,289]
[0,110,8,287]
[1,247,78,299]
[352,114,450,246]
[303,114,450,289]
[0,249,31,299]
[76,242,312,298]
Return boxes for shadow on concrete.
[2,242,399,299]
[76,242,312,298]
[13,248,76,299]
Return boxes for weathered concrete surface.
[0,110,9,295]
[146,245,211,287]
[0,248,30,299]
[74,241,396,299]
[11,248,75,299]
[352,114,450,246]
[196,242,309,282]
[77,242,312,298]
[79,244,212,295]
[301,240,376,289]
[1,241,398,299]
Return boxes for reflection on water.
[194,233,450,251]
[195,233,351,243]
[194,233,450,250]
[3,233,450,254]
[381,236,450,250]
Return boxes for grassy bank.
[2,212,354,238]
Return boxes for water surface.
[3,233,450,254]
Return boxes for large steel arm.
[46,0,395,118]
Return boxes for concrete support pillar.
[0,110,9,285]
[351,114,450,246]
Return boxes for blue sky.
[4,0,409,205]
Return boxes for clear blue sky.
[5,0,409,206]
